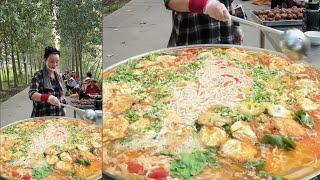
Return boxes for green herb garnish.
[294,109,314,128]
[261,134,296,150]
[125,110,140,123]
[75,158,91,166]
[245,160,265,171]
[32,166,53,180]
[170,149,218,180]
[90,147,98,155]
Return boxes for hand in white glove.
[204,0,231,22]
[233,26,244,45]
[48,95,60,107]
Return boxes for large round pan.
[102,44,320,180]
[0,116,102,180]
[103,44,289,73]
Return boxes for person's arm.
[29,73,60,106]
[166,0,189,12]
[96,86,101,94]
[165,0,231,21]
[31,92,43,102]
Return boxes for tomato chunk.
[12,169,20,177]
[22,173,31,180]
[147,167,169,180]
[127,162,144,175]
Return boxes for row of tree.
[0,0,102,93]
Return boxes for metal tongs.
[231,16,311,61]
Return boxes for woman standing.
[29,46,66,117]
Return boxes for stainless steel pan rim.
[102,44,320,179]
[0,116,97,129]
[103,44,289,72]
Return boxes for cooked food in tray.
[252,7,303,21]
[71,99,95,106]
[0,117,102,179]
[103,46,320,179]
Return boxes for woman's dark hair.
[86,72,92,78]
[43,46,60,59]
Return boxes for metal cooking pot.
[103,44,320,180]
[0,116,102,180]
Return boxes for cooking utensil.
[60,103,97,121]
[231,16,311,61]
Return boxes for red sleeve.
[85,86,101,94]
[85,86,93,94]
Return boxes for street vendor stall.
[249,6,320,67]
[68,94,102,127]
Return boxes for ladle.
[231,16,311,61]
[60,103,97,121]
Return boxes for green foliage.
[0,0,102,99]
[55,0,102,79]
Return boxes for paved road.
[0,88,80,127]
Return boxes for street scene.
[103,0,320,69]
[102,0,320,179]
[0,0,319,179]
[1,1,102,127]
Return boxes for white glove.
[48,95,60,107]
[233,26,244,45]
[204,0,231,22]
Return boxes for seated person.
[85,79,101,95]
[78,77,90,99]
[66,77,78,91]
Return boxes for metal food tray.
[103,44,320,180]
[0,116,102,180]
[250,10,303,27]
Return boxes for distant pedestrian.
[29,46,66,117]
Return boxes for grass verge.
[103,1,131,16]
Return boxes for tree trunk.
[23,53,28,84]
[92,57,101,78]
[30,53,33,76]
[75,40,79,77]
[67,47,70,68]
[34,53,38,71]
[10,38,18,87]
[71,44,75,71]
[4,41,10,88]
[0,50,3,91]
[0,55,5,91]
[16,45,23,83]
[79,39,83,80]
